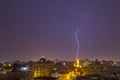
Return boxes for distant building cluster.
[0,57,120,80]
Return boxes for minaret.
[74,58,82,68]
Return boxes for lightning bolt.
[74,29,80,58]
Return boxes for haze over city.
[0,0,120,61]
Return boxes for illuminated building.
[1,62,13,73]
[57,73,71,80]
[51,60,75,80]
[82,59,120,76]
[82,59,91,67]
[32,57,54,78]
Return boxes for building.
[32,57,54,78]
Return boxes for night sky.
[0,0,120,61]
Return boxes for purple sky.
[0,0,120,61]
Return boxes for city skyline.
[0,0,120,61]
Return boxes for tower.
[74,58,82,68]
